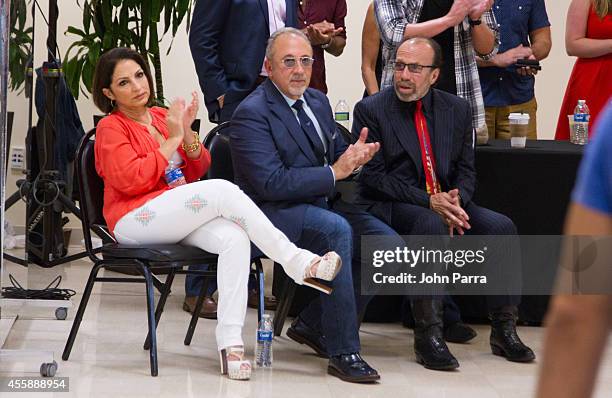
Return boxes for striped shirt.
[374,0,499,132]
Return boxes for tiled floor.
[1,258,612,397]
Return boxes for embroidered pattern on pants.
[133,207,156,227]
[185,194,208,213]
[230,215,248,231]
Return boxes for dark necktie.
[292,99,326,165]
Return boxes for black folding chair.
[63,129,220,376]
[181,122,267,346]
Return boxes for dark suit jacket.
[352,87,476,221]
[189,0,297,122]
[230,79,347,242]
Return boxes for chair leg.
[144,268,176,350]
[274,276,296,336]
[62,263,104,361]
[254,259,265,322]
[138,263,159,377]
[184,277,211,346]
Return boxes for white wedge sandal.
[219,346,251,380]
[303,251,343,295]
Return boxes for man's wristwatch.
[468,18,482,26]
[321,36,333,49]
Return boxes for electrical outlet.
[10,146,25,170]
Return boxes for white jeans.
[113,179,316,350]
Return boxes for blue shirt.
[572,100,612,215]
[478,0,550,107]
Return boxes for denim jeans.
[185,265,217,297]
[295,201,402,356]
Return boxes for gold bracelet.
[182,132,201,153]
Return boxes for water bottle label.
[257,330,273,342]
[165,167,185,185]
[574,113,589,123]
[335,112,349,122]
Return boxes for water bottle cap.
[578,100,586,104]
[262,313,271,319]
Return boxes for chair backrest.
[75,129,114,255]
[201,121,353,183]
[336,121,356,145]
[203,122,234,182]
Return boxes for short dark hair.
[396,37,444,70]
[92,47,155,114]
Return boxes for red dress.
[555,8,612,140]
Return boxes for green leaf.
[88,41,102,65]
[102,31,114,48]
[66,26,88,38]
[102,0,113,30]
[151,0,161,23]
[149,23,159,55]
[82,60,94,93]
[83,1,92,32]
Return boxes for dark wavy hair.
[92,47,155,114]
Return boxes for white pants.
[113,179,316,350]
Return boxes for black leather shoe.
[328,353,380,383]
[286,317,328,358]
[444,322,477,344]
[490,306,535,363]
[412,299,460,370]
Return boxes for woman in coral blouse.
[555,0,612,140]
[92,48,341,380]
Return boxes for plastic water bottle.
[334,99,350,130]
[572,99,590,145]
[164,153,186,188]
[255,314,273,368]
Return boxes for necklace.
[123,108,153,127]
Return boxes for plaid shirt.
[374,0,499,132]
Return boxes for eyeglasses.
[393,62,435,74]
[282,56,315,69]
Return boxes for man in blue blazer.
[230,28,401,383]
[189,0,297,123]
[353,37,535,370]
[188,0,298,314]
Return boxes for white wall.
[6,0,575,228]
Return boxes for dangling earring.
[110,99,116,111]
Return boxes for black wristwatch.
[468,18,482,26]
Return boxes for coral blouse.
[94,106,211,234]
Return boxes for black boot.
[490,306,535,362]
[411,299,459,370]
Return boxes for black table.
[473,139,584,235]
[455,139,584,324]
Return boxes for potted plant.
[8,0,33,95]
[63,0,194,104]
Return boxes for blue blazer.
[230,79,347,242]
[352,87,477,222]
[189,0,297,122]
